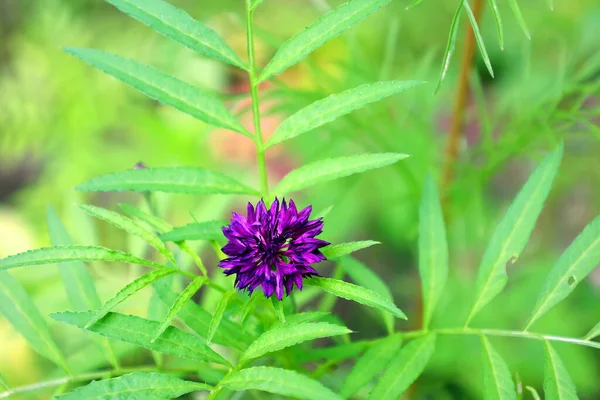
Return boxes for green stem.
[206,364,245,400]
[246,0,269,199]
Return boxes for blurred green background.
[1,0,599,398]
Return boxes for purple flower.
[219,198,329,300]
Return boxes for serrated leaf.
[508,0,531,39]
[306,277,406,319]
[0,245,164,272]
[340,334,403,398]
[56,372,211,399]
[544,341,578,400]
[418,174,448,329]
[322,241,380,260]
[221,366,343,400]
[436,0,464,92]
[241,322,351,362]
[481,335,517,400]
[259,0,391,81]
[120,204,172,233]
[207,291,234,344]
[526,216,600,329]
[0,272,69,372]
[488,0,504,49]
[583,321,600,341]
[464,1,494,78]
[161,221,226,242]
[86,269,177,328]
[106,0,246,69]
[151,277,208,342]
[369,333,436,399]
[466,145,563,324]
[266,81,423,148]
[274,153,408,195]
[52,311,229,365]
[64,48,248,135]
[80,204,175,264]
[340,256,396,332]
[77,167,258,195]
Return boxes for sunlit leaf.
[120,204,172,233]
[418,174,448,329]
[322,241,380,260]
[161,221,226,242]
[273,153,408,195]
[77,167,258,195]
[583,321,600,341]
[463,1,494,78]
[436,0,464,92]
[52,311,229,365]
[207,291,234,344]
[106,0,247,69]
[64,48,248,135]
[340,334,403,398]
[481,335,517,400]
[259,0,392,81]
[221,366,343,400]
[56,372,211,399]
[466,145,563,324]
[544,341,578,400]
[526,215,600,329]
[266,81,424,148]
[508,0,531,39]
[369,333,436,399]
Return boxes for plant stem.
[246,0,269,199]
[206,364,245,400]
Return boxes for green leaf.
[369,333,436,399]
[52,311,229,365]
[0,272,69,372]
[207,291,234,344]
[64,48,248,135]
[273,311,329,328]
[0,245,164,272]
[435,0,464,92]
[56,372,211,399]
[463,1,494,78]
[105,0,246,69]
[306,277,406,319]
[418,174,448,329]
[161,221,226,242]
[340,334,403,398]
[259,0,391,81]
[340,256,396,332]
[297,341,368,363]
[120,204,172,233]
[77,167,258,195]
[526,216,600,329]
[405,0,423,10]
[583,321,600,341]
[466,145,563,324]
[488,0,504,49]
[271,296,286,323]
[80,204,175,264]
[151,277,208,342]
[481,335,517,400]
[274,153,408,195]
[241,322,351,362]
[86,269,177,329]
[526,386,542,400]
[47,206,101,311]
[322,241,380,260]
[0,373,8,391]
[265,81,423,148]
[544,341,578,400]
[221,366,343,400]
[508,0,531,39]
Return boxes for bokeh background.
[1,0,599,398]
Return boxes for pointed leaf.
[463,1,494,78]
[207,291,234,344]
[340,334,403,398]
[0,272,69,371]
[369,333,436,399]
[488,0,504,49]
[322,241,380,260]
[0,245,164,272]
[544,341,578,400]
[297,341,368,363]
[161,221,226,242]
[271,296,286,323]
[120,204,172,233]
[436,1,463,92]
[64,48,248,135]
[526,215,600,329]
[583,321,600,341]
[221,366,343,400]
[508,0,531,39]
[56,372,211,400]
[105,0,246,69]
[274,153,408,195]
[266,81,423,148]
[52,311,229,365]
[273,311,329,328]
[77,167,258,195]
[418,174,448,329]
[481,335,517,400]
[151,277,208,342]
[259,0,392,81]
[306,277,406,319]
[526,386,542,400]
[240,322,351,362]
[86,269,177,328]
[467,145,563,324]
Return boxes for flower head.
[219,198,329,300]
